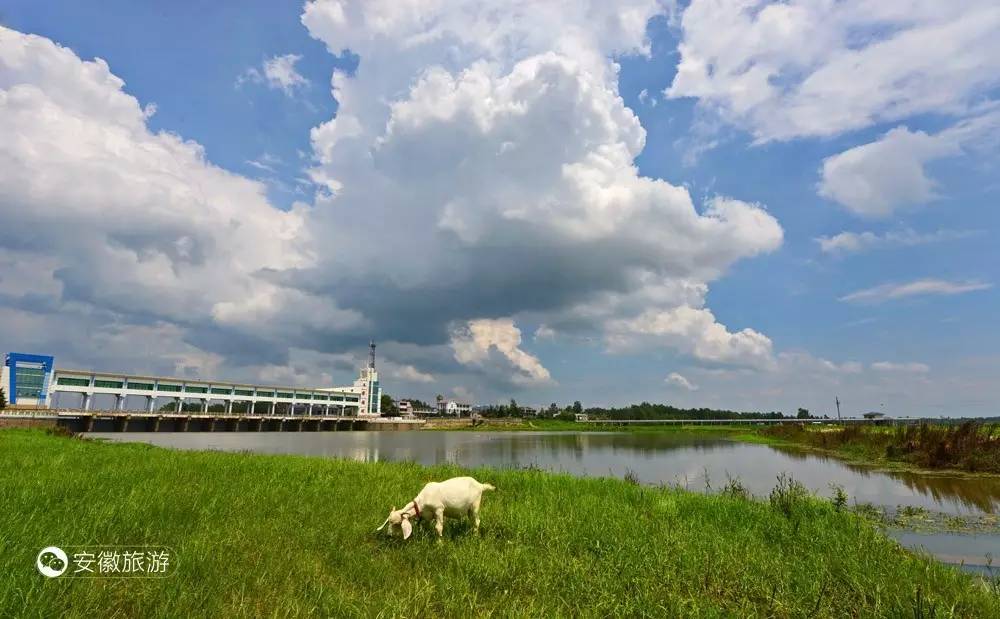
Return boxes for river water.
[89,430,1000,572]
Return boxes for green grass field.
[2,429,997,617]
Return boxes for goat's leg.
[471,496,482,534]
[434,509,445,540]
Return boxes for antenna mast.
[835,396,841,421]
[368,340,376,369]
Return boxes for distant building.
[3,346,377,416]
[398,400,436,417]
[348,342,381,417]
[520,405,538,416]
[2,353,55,408]
[574,413,589,422]
[863,411,886,420]
[439,400,472,417]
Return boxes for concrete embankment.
[0,415,57,430]
[1,411,424,433]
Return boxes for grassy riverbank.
[752,423,1000,475]
[2,429,998,617]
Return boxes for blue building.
[2,353,55,407]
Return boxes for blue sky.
[1,1,998,416]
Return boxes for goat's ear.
[401,518,413,539]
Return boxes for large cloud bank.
[0,2,782,391]
[296,0,782,383]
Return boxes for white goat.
[376,476,495,540]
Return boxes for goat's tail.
[480,482,496,492]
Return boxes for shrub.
[623,468,640,485]
[829,483,848,512]
[721,475,750,500]
[769,473,809,518]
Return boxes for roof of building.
[53,367,355,394]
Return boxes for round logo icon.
[36,546,68,578]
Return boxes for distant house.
[398,400,436,417]
[574,413,589,422]
[439,400,472,417]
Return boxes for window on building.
[57,377,90,387]
[15,366,46,399]
[94,380,124,389]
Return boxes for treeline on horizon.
[465,399,793,420]
[584,402,788,420]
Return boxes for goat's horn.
[375,517,391,532]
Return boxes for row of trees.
[585,402,790,420]
[382,392,819,421]
[380,394,398,415]
[472,399,585,419]
[380,394,439,416]
[0,387,6,409]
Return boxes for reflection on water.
[769,445,1000,514]
[888,530,1000,574]
[90,430,1000,516]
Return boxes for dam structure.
[1,345,422,432]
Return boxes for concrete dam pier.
[0,411,425,433]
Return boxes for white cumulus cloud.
[817,110,1000,216]
[238,53,309,96]
[390,364,436,384]
[818,127,960,217]
[667,0,1000,142]
[450,318,551,386]
[666,372,698,391]
[0,26,326,341]
[840,279,993,303]
[816,228,981,255]
[606,305,774,369]
[295,0,783,386]
[871,361,930,374]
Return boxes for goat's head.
[375,505,413,539]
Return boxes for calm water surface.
[91,430,1000,515]
[890,531,1000,574]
